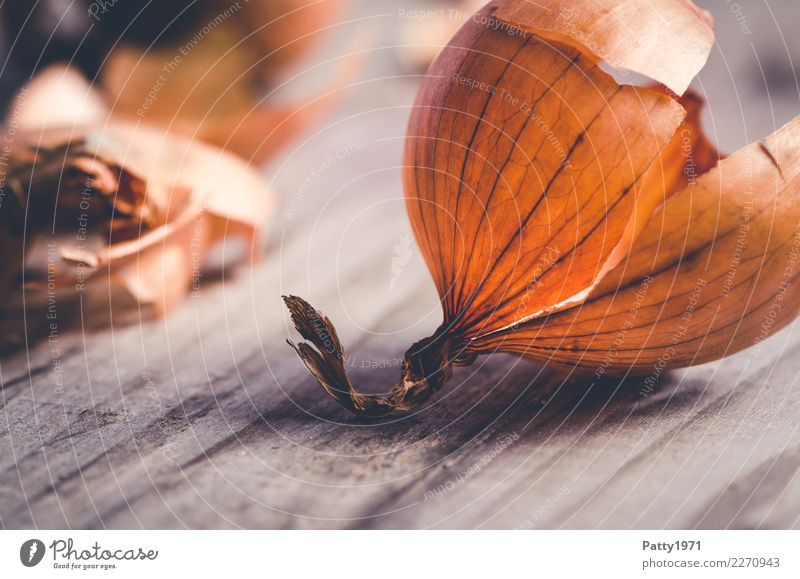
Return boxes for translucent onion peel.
[1,66,273,315]
[284,0,800,416]
[100,0,356,164]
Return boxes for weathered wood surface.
[2,0,800,529]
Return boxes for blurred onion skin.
[1,0,342,118]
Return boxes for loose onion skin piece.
[285,0,800,417]
[0,65,273,319]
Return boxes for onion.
[285,0,800,417]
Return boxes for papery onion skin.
[286,0,800,416]
[492,117,800,374]
[404,3,685,342]
[492,0,714,96]
[1,66,273,319]
[100,0,349,163]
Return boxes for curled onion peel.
[285,0,800,417]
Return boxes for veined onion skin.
[285,0,800,417]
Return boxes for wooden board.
[2,0,800,529]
